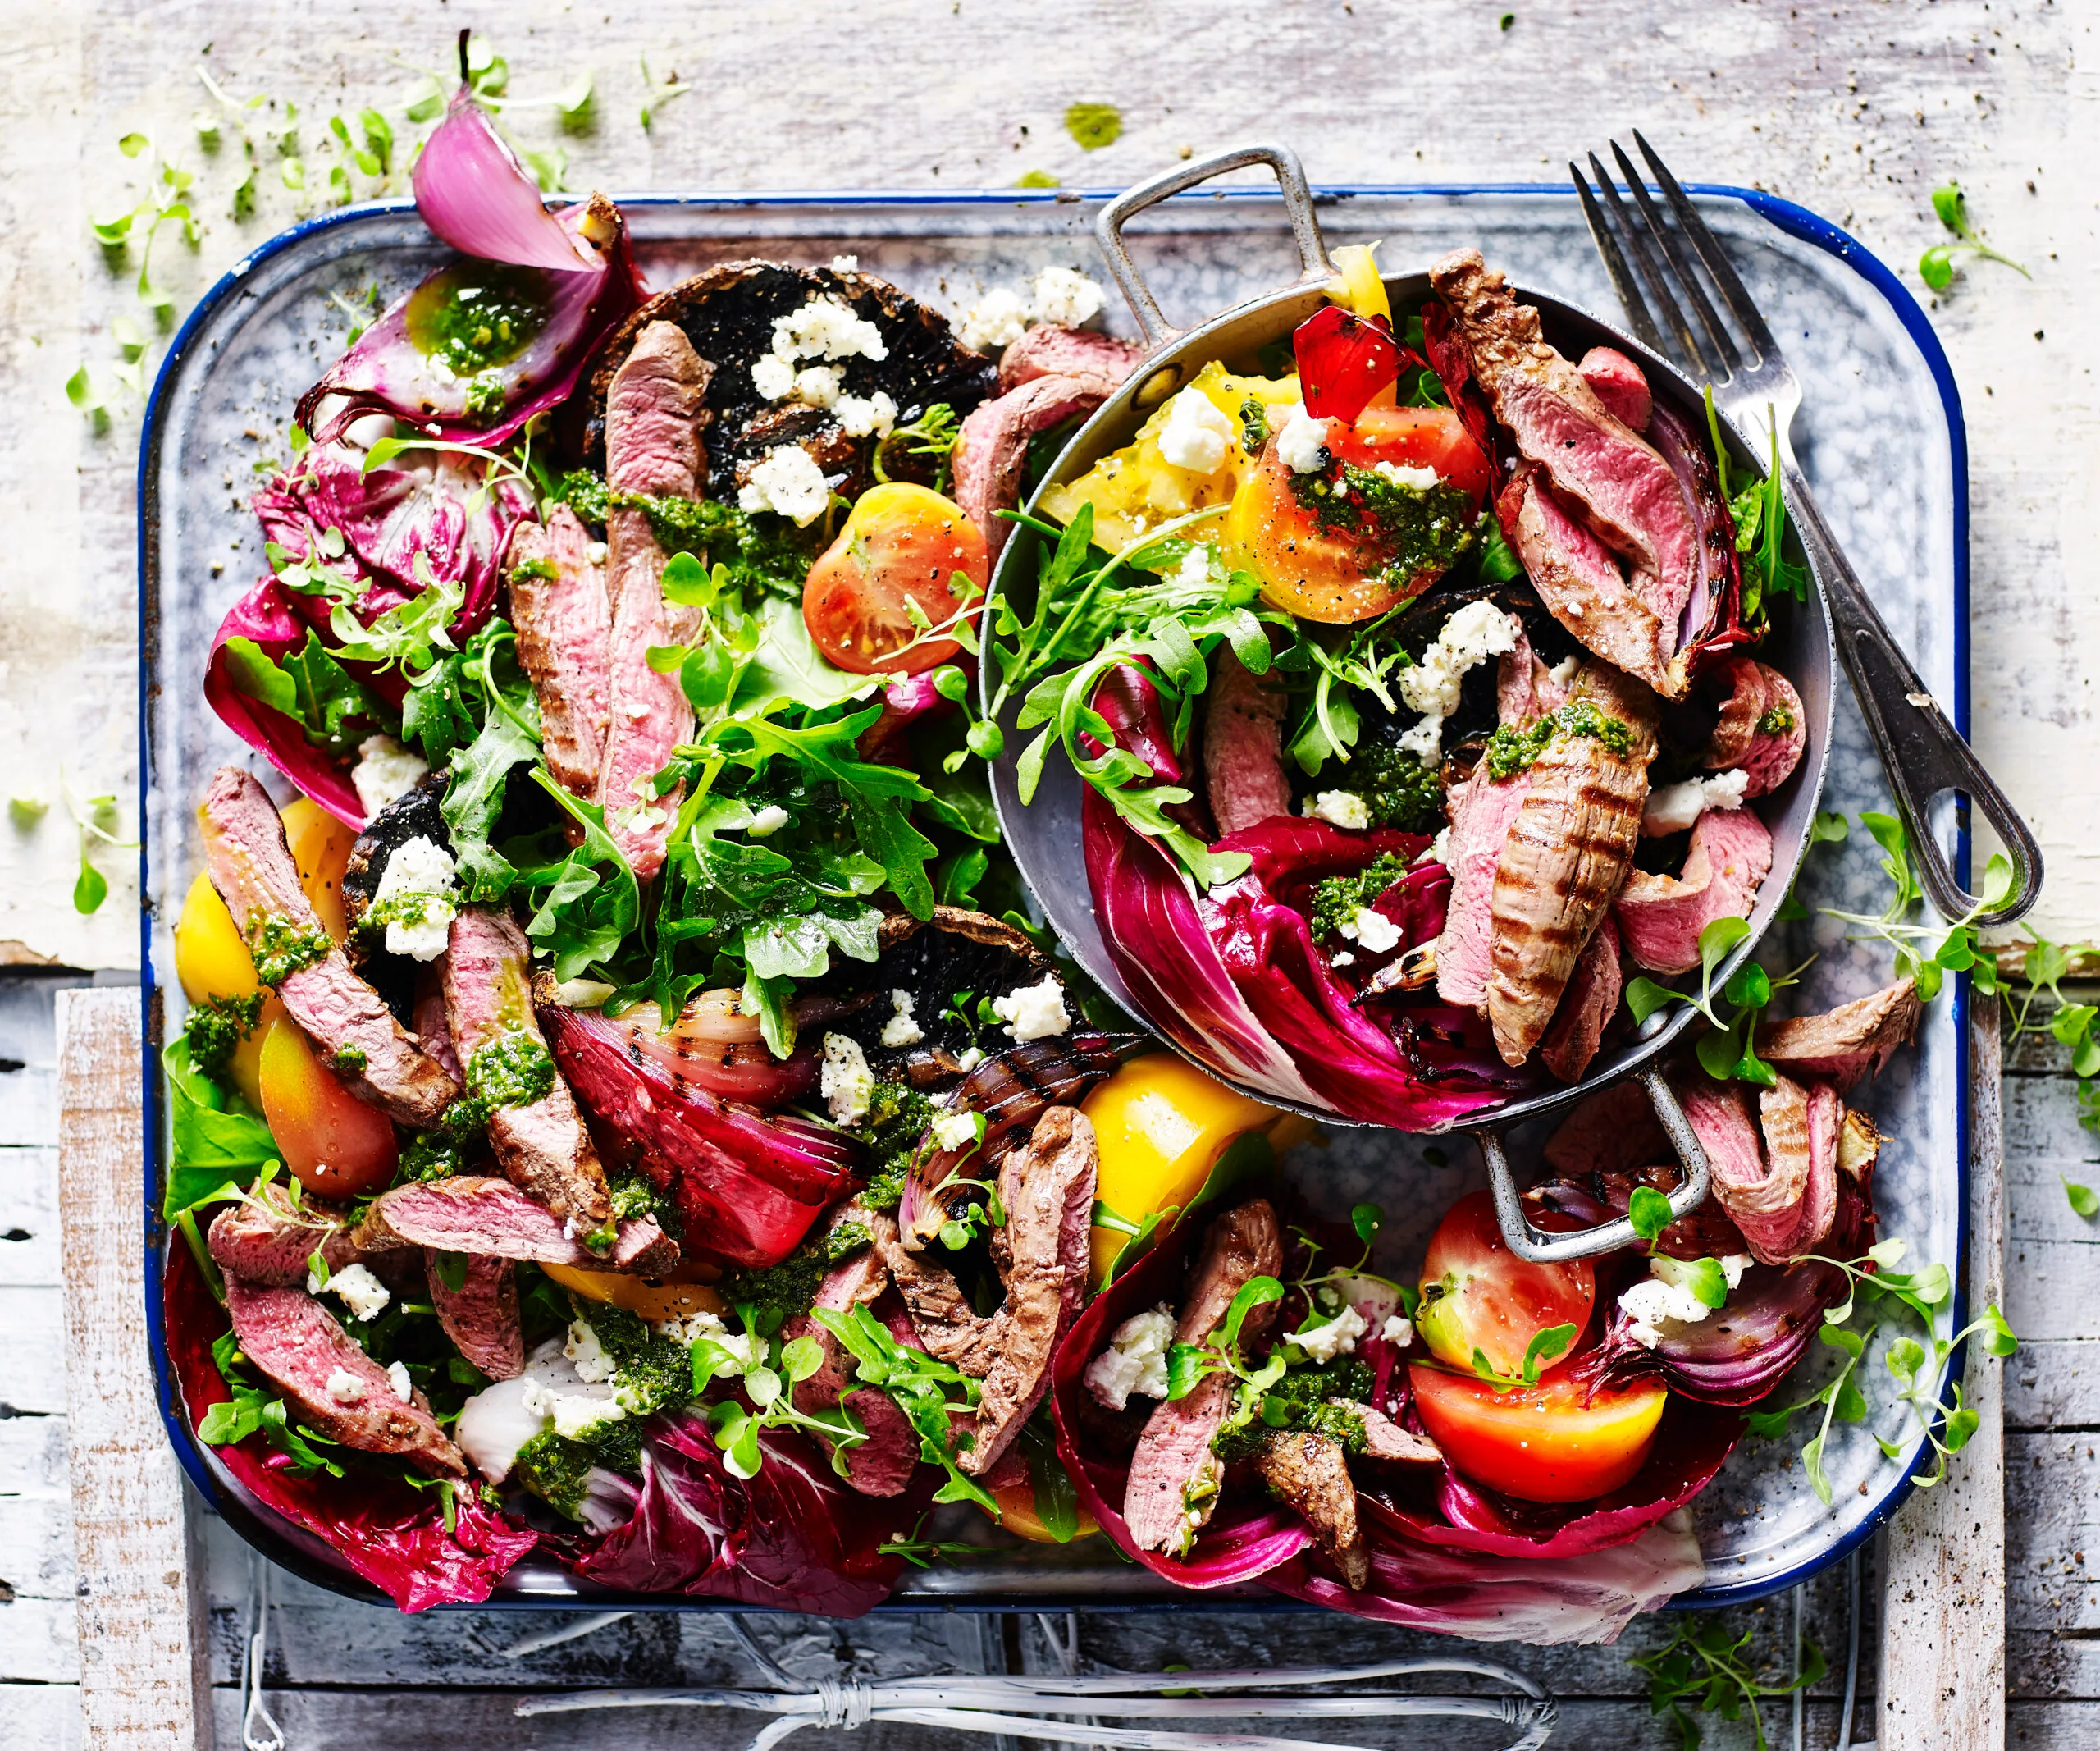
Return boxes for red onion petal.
[413,87,603,274]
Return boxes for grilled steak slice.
[1431,250,1701,697]
[352,1177,676,1273]
[998,324,1146,398]
[505,507,611,801]
[1677,1075,1838,1267]
[1755,979,1921,1091]
[1616,807,1774,976]
[1502,467,1675,697]
[1577,345,1652,432]
[952,374,1105,565]
[1701,656,1768,768]
[1434,769,1532,1012]
[597,321,711,880]
[786,1227,921,1497]
[412,969,464,1086]
[1495,625,1573,729]
[1700,658,1805,796]
[1177,1199,1285,1347]
[1253,1429,1368,1589]
[1539,912,1623,1084]
[441,908,609,1232]
[427,1250,523,1381]
[1203,648,1292,836]
[1332,1400,1443,1465]
[1485,664,1658,1065]
[199,766,459,1126]
[870,1212,999,1375]
[208,1180,357,1287]
[223,1277,465,1475]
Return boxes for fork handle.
[1781,462,2043,929]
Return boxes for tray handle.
[1094,142,1335,350]
[1478,1068,1712,1263]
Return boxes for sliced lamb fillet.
[1203,648,1291,836]
[1176,1199,1285,1346]
[952,375,1103,565]
[1677,1075,1837,1267]
[1434,769,1532,1012]
[1331,1399,1443,1465]
[1539,912,1623,1084]
[223,1277,464,1475]
[998,325,1146,398]
[208,1180,357,1287]
[782,1232,926,1499]
[1253,1429,1369,1589]
[1616,807,1774,976]
[427,1250,523,1381]
[441,907,610,1232]
[1577,345,1652,432]
[1739,664,1807,798]
[352,1177,677,1274]
[198,766,459,1127]
[597,321,712,880]
[1486,663,1657,1065]
[506,507,612,801]
[1495,626,1573,729]
[412,971,463,1086]
[870,1216,1002,1376]
[1701,657,1769,768]
[1756,979,1922,1091]
[1502,468,1675,697]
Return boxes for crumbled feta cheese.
[1395,715,1445,765]
[324,1261,392,1322]
[386,1360,414,1403]
[739,446,833,526]
[552,978,617,1008]
[1330,950,1355,967]
[653,1307,730,1346]
[1030,265,1105,328]
[956,286,1030,352]
[830,254,861,275]
[772,295,888,364]
[1642,768,1751,837]
[1419,826,1454,867]
[1349,906,1403,954]
[1170,542,1214,592]
[820,1032,876,1125]
[1084,1305,1176,1410]
[1618,1255,1752,1349]
[1155,387,1235,473]
[750,353,796,401]
[352,734,430,819]
[550,1393,626,1441]
[1289,1302,1367,1361]
[991,975,1071,1041]
[880,989,924,1049]
[1381,1314,1414,1346]
[369,834,458,962]
[1304,790,1371,830]
[953,1046,985,1072]
[1721,1254,1748,1289]
[1274,404,1332,473]
[1370,459,1441,491]
[1400,601,1522,720]
[586,540,609,565]
[565,1319,617,1383]
[325,1367,366,1405]
[929,1108,981,1153]
[745,804,791,839]
[1548,655,1581,686]
[832,390,897,438]
[792,364,842,409]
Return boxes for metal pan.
[984,143,1836,1262]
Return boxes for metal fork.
[1573,130,2041,929]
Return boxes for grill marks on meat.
[505,507,611,801]
[1432,250,1701,698]
[224,1277,465,1475]
[199,766,459,1126]
[441,908,609,1231]
[208,1181,356,1286]
[596,321,711,880]
[427,1251,524,1381]
[1124,1200,1284,1555]
[1252,1429,1368,1589]
[1678,1075,1838,1266]
[1203,648,1291,836]
[1756,979,1921,1091]
[353,1176,677,1273]
[952,375,1105,567]
[1616,807,1773,976]
[1539,912,1623,1084]
[998,325,1146,399]
[1485,664,1658,1066]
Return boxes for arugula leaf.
[162,1036,279,1218]
[222,633,394,757]
[732,595,886,714]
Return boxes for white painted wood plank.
[0,1681,84,1749]
[0,1146,62,1287]
[0,1593,80,1685]
[56,988,210,1750]
[0,1286,69,1416]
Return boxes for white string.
[498,1610,633,1659]
[241,1555,286,1751]
[811,1676,876,1730]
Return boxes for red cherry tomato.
[256,1017,399,1198]
[1409,1364,1668,1503]
[801,482,989,675]
[1328,405,1495,503]
[1416,1190,1596,1378]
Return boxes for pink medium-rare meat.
[597,321,712,880]
[208,1180,358,1287]
[427,1250,524,1381]
[1495,625,1573,729]
[441,908,610,1232]
[1577,345,1652,432]
[1485,664,1657,1066]
[1502,468,1677,697]
[412,972,464,1086]
[1739,664,1807,798]
[1542,1078,1670,1177]
[1701,657,1768,768]
[198,766,459,1127]
[223,1277,465,1475]
[1203,649,1291,835]
[1539,912,1623,1084]
[1616,807,1774,976]
[351,1177,678,1274]
[1676,1074,1838,1266]
[1434,769,1532,1012]
[1176,1199,1285,1347]
[1756,979,1922,1091]
[785,1228,920,1497]
[952,375,1104,565]
[998,324,1147,398]
[506,507,612,801]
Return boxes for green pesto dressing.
[1482,697,1637,782]
[249,913,331,985]
[404,262,552,377]
[1290,463,1478,588]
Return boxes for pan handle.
[1094,142,1336,350]
[1477,1068,1712,1264]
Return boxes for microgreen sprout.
[1631,1615,1826,1751]
[1468,1322,1577,1392]
[1919,184,2030,291]
[1623,915,1807,1087]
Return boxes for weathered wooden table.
[2,1,2094,1744]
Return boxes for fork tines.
[1570,131,1773,387]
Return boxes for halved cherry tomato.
[1409,1364,1667,1503]
[985,1474,1101,1543]
[1416,1190,1595,1378]
[256,1017,398,1197]
[1220,405,1492,624]
[802,482,988,675]
[541,1258,725,1324]
[280,797,358,943]
[172,872,281,1107]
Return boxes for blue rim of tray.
[135,179,1970,1616]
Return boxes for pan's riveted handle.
[1478,1069,1711,1264]
[1093,142,1335,350]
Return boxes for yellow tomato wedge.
[280,797,358,943]
[1410,1365,1667,1504]
[1325,241,1393,326]
[984,1474,1100,1543]
[171,871,279,1106]
[255,1016,398,1198]
[541,1260,727,1324]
